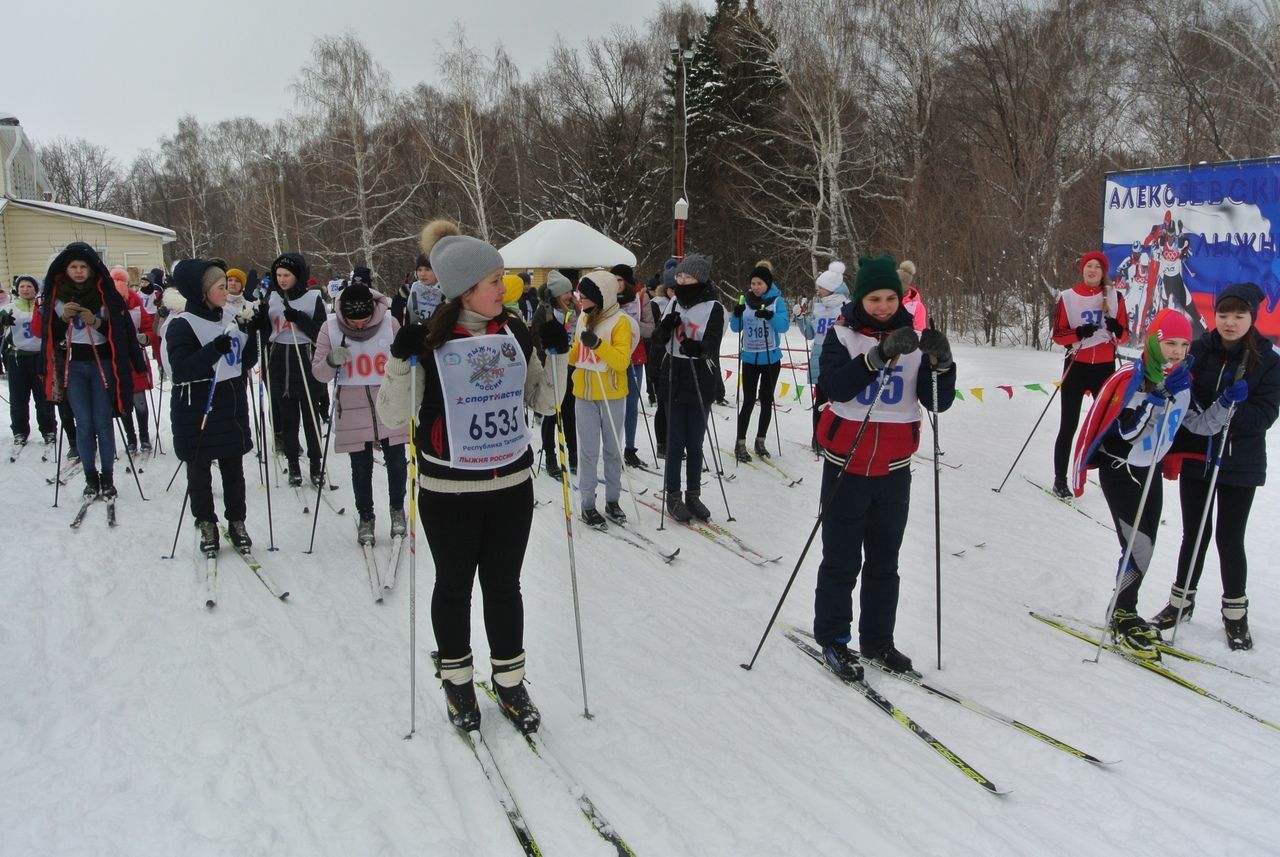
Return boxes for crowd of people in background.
[3,223,1274,732]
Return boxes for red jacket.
[122,290,155,392]
[1052,283,1128,364]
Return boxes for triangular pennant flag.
[779,382,791,399]
[997,385,1013,398]
[795,385,806,401]
[954,390,964,400]
[1025,383,1048,395]
[969,387,985,402]
[724,369,732,380]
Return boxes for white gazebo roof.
[499,219,636,269]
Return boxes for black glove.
[283,307,306,325]
[538,320,569,354]
[390,323,430,360]
[580,329,601,349]
[679,338,704,357]
[918,328,952,368]
[733,303,746,318]
[755,308,774,320]
[213,334,233,355]
[660,311,682,332]
[868,326,918,370]
[0,310,13,328]
[1074,323,1098,341]
[156,304,170,319]
[1104,316,1123,337]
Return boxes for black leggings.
[271,394,322,462]
[1054,359,1114,480]
[737,362,781,440]
[1099,462,1163,612]
[423,479,534,663]
[540,384,576,468]
[1174,475,1255,600]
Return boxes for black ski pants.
[423,479,534,664]
[663,400,708,495]
[271,393,322,463]
[5,351,56,437]
[349,439,407,520]
[541,384,576,469]
[1173,474,1255,600]
[813,465,912,652]
[188,455,247,523]
[736,361,781,440]
[1099,461,1164,612]
[1054,359,1114,481]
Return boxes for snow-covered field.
[3,342,1278,856]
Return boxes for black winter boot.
[197,520,220,557]
[99,472,117,499]
[83,471,100,499]
[684,491,711,521]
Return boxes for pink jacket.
[903,286,927,332]
[311,291,409,453]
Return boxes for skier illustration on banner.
[1140,210,1205,338]
[1113,241,1159,341]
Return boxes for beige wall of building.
[2,205,169,286]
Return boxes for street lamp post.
[670,39,693,260]
[251,151,287,255]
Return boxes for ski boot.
[754,437,771,459]
[390,508,407,538]
[822,643,864,682]
[865,645,914,675]
[491,654,540,733]
[67,445,80,463]
[605,501,627,525]
[624,447,647,469]
[287,458,303,487]
[227,521,252,553]
[99,472,117,499]
[733,439,752,463]
[581,508,608,530]
[1150,586,1195,631]
[1223,597,1252,651]
[41,432,57,445]
[197,520,220,557]
[434,652,481,731]
[83,471,101,499]
[1110,609,1161,659]
[666,494,692,523]
[684,491,711,521]
[12,433,27,447]
[545,458,563,479]
[357,516,376,546]
[140,434,153,454]
[125,436,138,455]
[1052,476,1071,499]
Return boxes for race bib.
[434,332,529,470]
[327,316,394,386]
[826,326,922,425]
[163,313,247,383]
[741,297,780,353]
[56,300,107,346]
[662,300,715,360]
[268,290,322,345]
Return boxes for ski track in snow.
[2,344,1279,856]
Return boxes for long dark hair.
[425,298,464,350]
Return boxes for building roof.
[2,196,177,242]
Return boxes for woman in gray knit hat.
[377,220,564,734]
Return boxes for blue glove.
[1219,379,1248,407]
[1154,363,1192,399]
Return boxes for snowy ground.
[3,342,1279,857]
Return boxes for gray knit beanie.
[430,235,506,301]
[675,253,712,283]
[545,270,574,298]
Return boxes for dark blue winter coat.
[166,260,259,462]
[1170,328,1280,487]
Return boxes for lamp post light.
[674,197,689,260]
[251,150,288,255]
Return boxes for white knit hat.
[815,261,848,295]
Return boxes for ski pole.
[763,318,784,457]
[930,359,943,671]
[740,358,901,672]
[1170,365,1246,643]
[637,374,658,465]
[305,363,341,554]
[734,296,743,466]
[51,416,64,508]
[594,367,643,526]
[1090,397,1172,663]
[688,352,734,521]
[658,322,677,530]
[405,354,419,740]
[258,354,277,551]
[550,349,591,719]
[166,374,218,560]
[86,332,146,500]
[992,353,1078,493]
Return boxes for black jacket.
[38,242,145,413]
[166,260,259,462]
[651,281,725,406]
[1170,328,1280,487]
[252,281,328,399]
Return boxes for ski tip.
[205,600,216,609]
[279,592,291,600]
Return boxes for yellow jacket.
[571,309,633,400]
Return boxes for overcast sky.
[4,0,703,165]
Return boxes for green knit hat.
[852,254,903,304]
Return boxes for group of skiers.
[4,227,1275,733]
